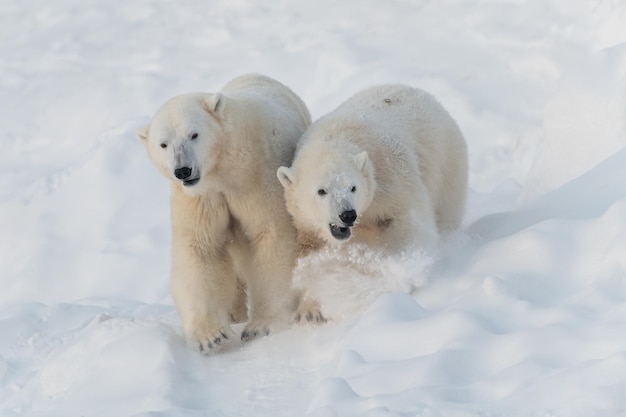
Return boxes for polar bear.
[137,73,322,352]
[277,84,468,256]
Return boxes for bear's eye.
[350,186,357,193]
[160,143,168,149]
[190,133,198,140]
[317,189,327,196]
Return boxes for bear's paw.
[293,297,327,325]
[190,322,235,353]
[240,320,272,342]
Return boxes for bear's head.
[278,149,375,245]
[136,93,225,196]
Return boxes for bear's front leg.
[381,205,439,254]
[241,229,298,341]
[170,190,240,353]
[171,244,237,352]
[240,228,325,341]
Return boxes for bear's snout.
[339,209,357,226]
[174,166,199,186]
[174,167,192,180]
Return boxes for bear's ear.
[204,93,224,114]
[354,151,369,172]
[135,125,149,142]
[277,166,295,188]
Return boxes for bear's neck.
[218,116,268,188]
[296,230,325,258]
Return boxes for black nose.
[339,209,357,226]
[174,167,192,180]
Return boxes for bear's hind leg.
[229,278,248,323]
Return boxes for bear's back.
[335,84,459,145]
[221,73,312,170]
[222,73,311,129]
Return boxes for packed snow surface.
[2,1,626,416]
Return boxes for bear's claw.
[294,310,327,324]
[196,330,230,353]
[294,297,327,325]
[213,331,228,345]
[241,326,270,342]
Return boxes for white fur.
[278,84,468,256]
[137,73,322,351]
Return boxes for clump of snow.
[294,245,431,320]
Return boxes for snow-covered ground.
[2,1,626,416]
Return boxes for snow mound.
[524,43,626,200]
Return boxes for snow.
[2,0,626,416]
